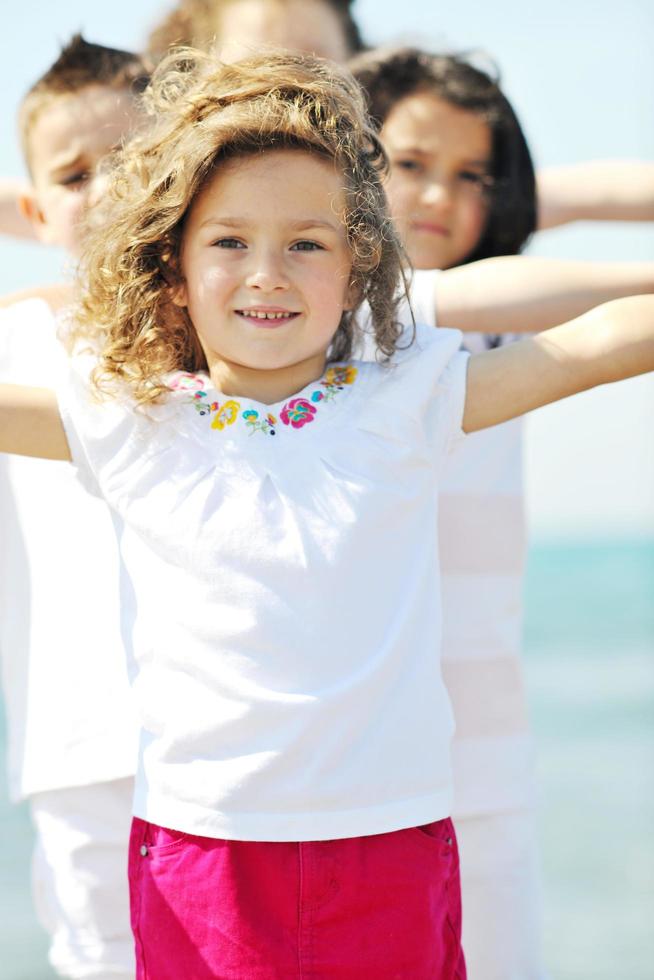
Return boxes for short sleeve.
[355,326,469,467]
[408,269,441,328]
[56,354,146,502]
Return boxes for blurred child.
[2,49,653,979]
[0,35,147,980]
[146,0,365,63]
[350,45,654,979]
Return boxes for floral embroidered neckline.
[168,365,358,436]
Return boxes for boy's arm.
[0,384,70,460]
[435,256,654,334]
[0,178,37,240]
[537,161,654,230]
[462,295,654,433]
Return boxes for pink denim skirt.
[128,816,466,979]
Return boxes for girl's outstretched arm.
[537,161,654,230]
[463,295,654,433]
[0,385,70,460]
[434,257,654,334]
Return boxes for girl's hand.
[462,295,654,433]
[0,384,70,460]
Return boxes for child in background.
[145,0,365,63]
[0,36,147,980]
[2,49,653,979]
[350,45,654,979]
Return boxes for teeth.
[240,310,296,320]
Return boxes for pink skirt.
[128,816,466,979]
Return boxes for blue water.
[0,541,652,979]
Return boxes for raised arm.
[537,161,654,230]
[0,384,70,460]
[463,295,654,433]
[0,282,73,310]
[435,256,654,334]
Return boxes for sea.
[0,540,652,980]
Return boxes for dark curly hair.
[350,46,537,262]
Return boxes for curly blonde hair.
[74,48,408,404]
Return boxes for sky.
[2,0,653,538]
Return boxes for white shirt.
[58,327,468,841]
[409,271,535,817]
[0,299,138,801]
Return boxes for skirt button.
[140,844,149,857]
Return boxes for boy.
[0,35,148,980]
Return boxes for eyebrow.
[199,216,342,233]
[391,144,491,166]
[47,151,87,176]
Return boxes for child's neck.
[207,351,329,405]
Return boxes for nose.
[245,249,290,292]
[420,177,452,209]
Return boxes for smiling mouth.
[235,310,301,322]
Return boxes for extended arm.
[0,384,70,460]
[435,256,654,334]
[537,161,654,230]
[463,295,654,433]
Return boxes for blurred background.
[0,1,652,977]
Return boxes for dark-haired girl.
[351,46,654,980]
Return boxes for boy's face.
[22,84,142,256]
[216,0,351,63]
[381,92,492,270]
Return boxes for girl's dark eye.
[213,238,245,248]
[394,159,422,173]
[291,240,323,251]
[459,171,494,192]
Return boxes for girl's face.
[381,91,493,270]
[216,0,351,63]
[174,149,354,387]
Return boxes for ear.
[18,191,52,244]
[343,276,362,312]
[169,280,188,308]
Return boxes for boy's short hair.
[146,0,365,59]
[19,34,151,169]
[350,46,537,261]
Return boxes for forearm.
[537,161,654,230]
[436,256,654,334]
[463,295,654,433]
[0,384,70,460]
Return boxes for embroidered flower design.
[243,409,277,436]
[280,397,317,429]
[182,364,357,436]
[324,365,357,387]
[190,391,219,416]
[169,372,207,392]
[211,399,241,430]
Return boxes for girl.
[349,46,560,979]
[2,50,653,979]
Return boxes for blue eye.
[213,238,245,248]
[291,240,323,251]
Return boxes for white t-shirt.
[58,326,469,842]
[0,299,138,801]
[406,270,535,817]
